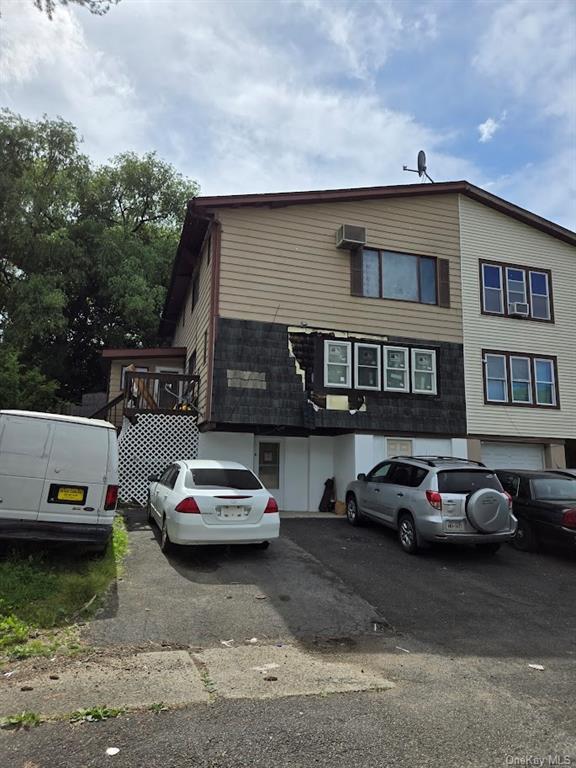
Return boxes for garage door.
[481,442,545,470]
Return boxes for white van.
[0,410,119,552]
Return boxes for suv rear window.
[186,468,263,490]
[437,470,502,494]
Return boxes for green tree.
[0,110,198,406]
[33,0,119,19]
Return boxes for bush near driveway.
[0,516,128,660]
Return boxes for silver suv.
[345,456,517,555]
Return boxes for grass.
[69,706,124,723]
[148,702,168,713]
[0,516,128,661]
[0,711,42,730]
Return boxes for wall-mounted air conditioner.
[336,224,367,250]
[509,302,530,317]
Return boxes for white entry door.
[255,439,284,509]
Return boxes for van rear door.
[0,413,52,521]
[38,421,110,525]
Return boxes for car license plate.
[218,506,247,520]
[57,487,85,502]
[445,520,465,532]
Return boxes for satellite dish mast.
[403,150,434,183]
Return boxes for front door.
[256,439,283,509]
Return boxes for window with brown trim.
[480,260,553,322]
[351,248,450,307]
[482,350,559,408]
[190,272,200,314]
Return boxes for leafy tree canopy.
[0,109,199,405]
[33,0,119,19]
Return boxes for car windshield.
[532,478,576,501]
[186,468,263,490]
[437,470,502,494]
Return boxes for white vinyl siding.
[460,195,576,439]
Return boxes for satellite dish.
[417,150,427,177]
[403,150,434,183]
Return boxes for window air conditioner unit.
[336,224,367,250]
[509,302,530,317]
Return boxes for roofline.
[100,347,187,360]
[191,180,576,246]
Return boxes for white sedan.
[146,460,280,553]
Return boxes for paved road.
[3,511,575,767]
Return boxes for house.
[102,180,575,510]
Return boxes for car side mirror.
[148,474,159,482]
[357,473,366,481]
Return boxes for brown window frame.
[190,271,200,314]
[482,349,560,409]
[351,247,448,307]
[479,260,554,323]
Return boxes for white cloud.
[477,117,499,143]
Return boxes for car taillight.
[562,508,576,529]
[264,497,278,514]
[104,485,118,510]
[175,497,201,514]
[425,490,442,511]
[504,491,513,509]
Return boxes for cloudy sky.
[1,0,575,228]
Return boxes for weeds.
[148,702,168,713]
[69,706,125,723]
[1,711,42,730]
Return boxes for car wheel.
[346,495,362,526]
[398,513,420,554]
[513,519,538,552]
[475,543,501,555]
[160,515,172,554]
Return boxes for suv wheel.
[346,495,362,526]
[513,518,538,552]
[398,513,419,554]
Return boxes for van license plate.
[445,520,465,532]
[57,487,85,502]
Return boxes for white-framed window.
[484,354,508,402]
[120,365,148,389]
[506,267,527,312]
[411,349,437,395]
[529,271,551,320]
[354,343,381,390]
[481,263,504,314]
[387,438,413,458]
[534,358,556,406]
[510,356,532,404]
[324,340,352,388]
[383,347,409,391]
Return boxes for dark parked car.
[495,470,576,552]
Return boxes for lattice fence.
[118,413,199,505]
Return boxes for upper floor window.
[411,349,437,395]
[191,273,200,313]
[483,350,558,408]
[324,341,352,388]
[480,261,552,321]
[354,343,381,390]
[351,249,451,307]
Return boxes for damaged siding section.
[211,318,467,435]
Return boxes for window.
[510,356,532,404]
[324,341,351,388]
[160,465,179,489]
[187,468,262,490]
[485,354,508,402]
[120,365,148,389]
[187,351,197,374]
[354,343,381,390]
[387,438,413,458]
[367,462,393,482]
[481,264,503,313]
[411,349,437,395]
[529,272,551,320]
[203,330,208,365]
[480,261,553,321]
[356,249,440,305]
[506,267,527,311]
[437,470,502,494]
[497,472,520,497]
[389,463,428,488]
[534,358,556,406]
[531,477,576,501]
[483,351,558,408]
[384,347,408,391]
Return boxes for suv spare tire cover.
[466,488,509,533]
